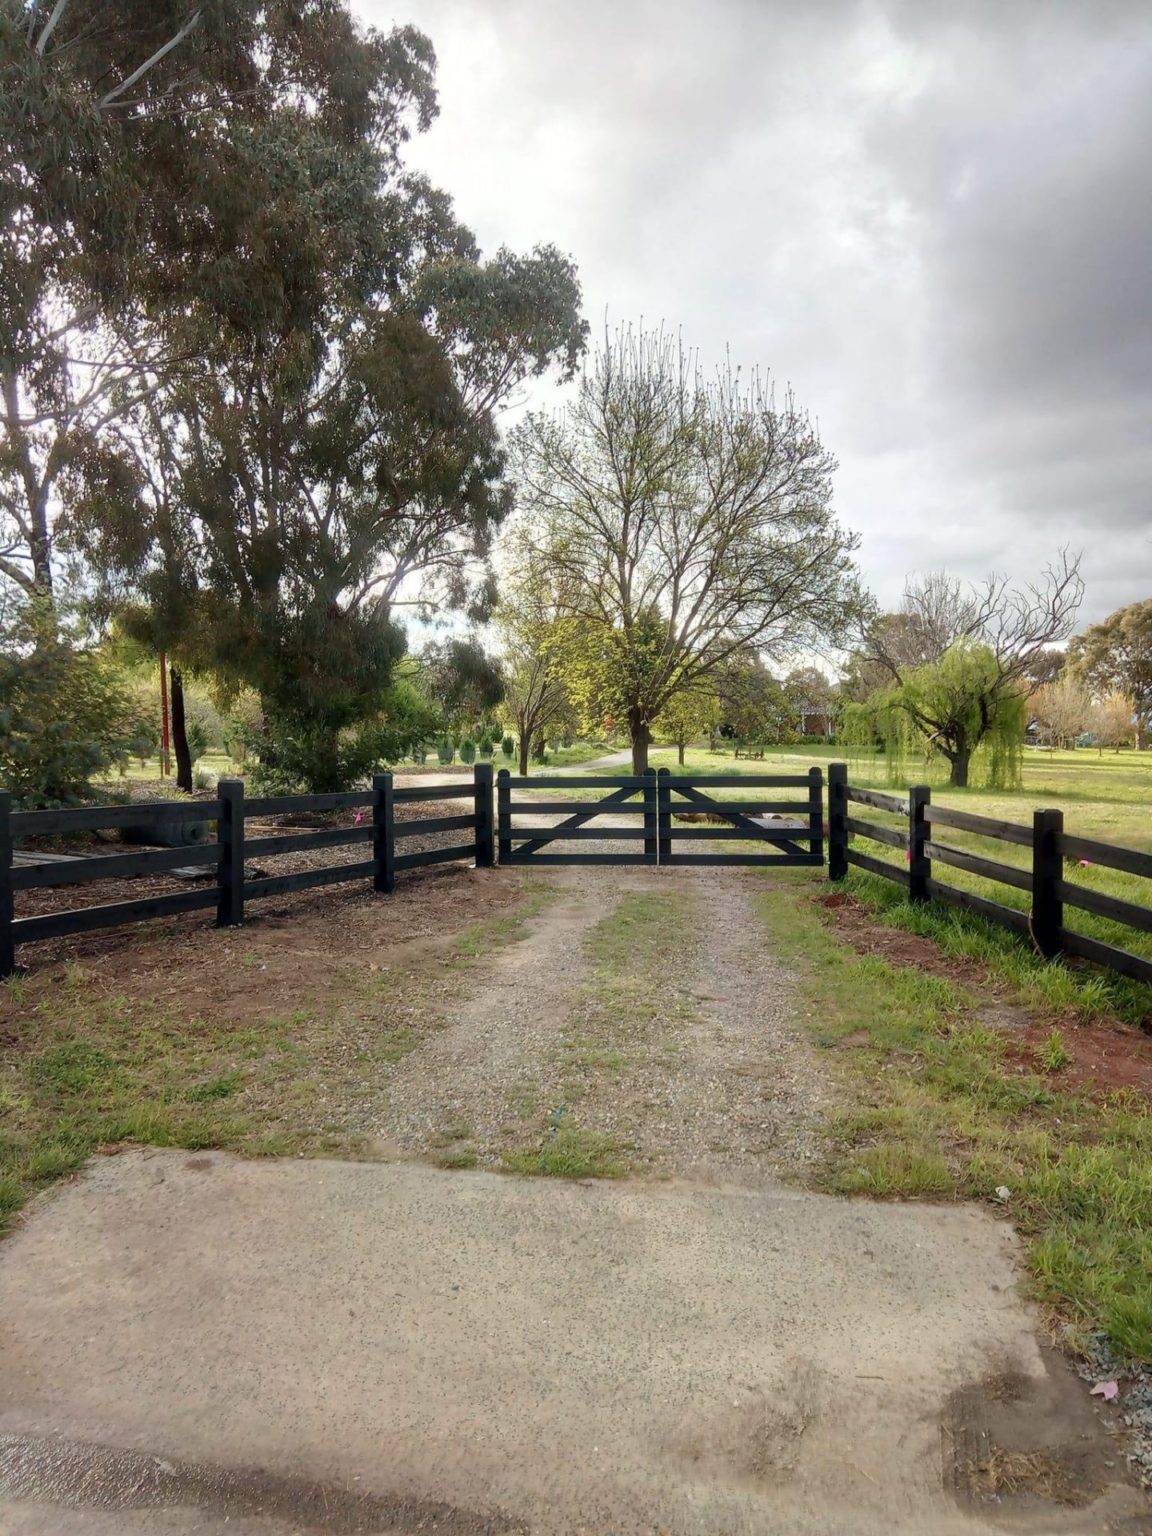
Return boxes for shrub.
[437,738,454,765]
[186,716,209,765]
[459,737,476,764]
[243,716,384,793]
[501,735,515,758]
[477,734,494,757]
[0,602,141,808]
[222,692,263,766]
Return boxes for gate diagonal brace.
[513,782,646,859]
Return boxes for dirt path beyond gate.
[0,864,1145,1534]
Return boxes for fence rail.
[0,768,493,975]
[830,767,1152,988]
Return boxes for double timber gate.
[497,767,824,868]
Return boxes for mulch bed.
[815,891,1152,1101]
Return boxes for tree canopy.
[1069,599,1152,750]
[8,2,587,790]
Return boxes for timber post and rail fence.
[0,760,1149,993]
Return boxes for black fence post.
[0,792,14,978]
[643,768,658,865]
[474,761,495,869]
[828,762,848,880]
[1032,807,1064,960]
[497,768,511,865]
[908,784,931,903]
[657,767,672,865]
[216,778,244,928]
[808,766,824,867]
[373,771,395,894]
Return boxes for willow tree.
[848,557,1083,787]
[844,643,1027,789]
[511,325,868,773]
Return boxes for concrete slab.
[0,1151,1140,1534]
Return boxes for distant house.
[799,706,833,738]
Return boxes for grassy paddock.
[650,744,1152,840]
[760,877,1152,1363]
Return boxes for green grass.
[533,740,619,769]
[502,1125,627,1179]
[845,870,1152,1025]
[649,742,1152,842]
[760,878,1152,1363]
[0,878,560,1233]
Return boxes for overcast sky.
[358,0,1151,626]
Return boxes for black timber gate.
[496,768,824,868]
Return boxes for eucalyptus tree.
[60,9,586,790]
[1070,599,1152,750]
[2,1,449,603]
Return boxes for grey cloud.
[366,0,1152,621]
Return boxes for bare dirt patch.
[1003,1019,1152,1099]
[815,889,993,991]
[943,1350,1120,1515]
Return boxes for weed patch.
[503,1125,627,1179]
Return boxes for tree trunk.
[678,738,686,766]
[170,667,193,793]
[519,738,530,776]
[948,750,971,788]
[629,710,651,775]
[30,494,53,598]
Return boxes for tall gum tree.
[2,2,447,601]
[1069,599,1152,750]
[511,324,869,774]
[63,12,587,790]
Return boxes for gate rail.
[497,772,657,866]
[657,767,824,867]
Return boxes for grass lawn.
[761,875,1152,1364]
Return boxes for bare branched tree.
[512,324,869,772]
[865,554,1084,683]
